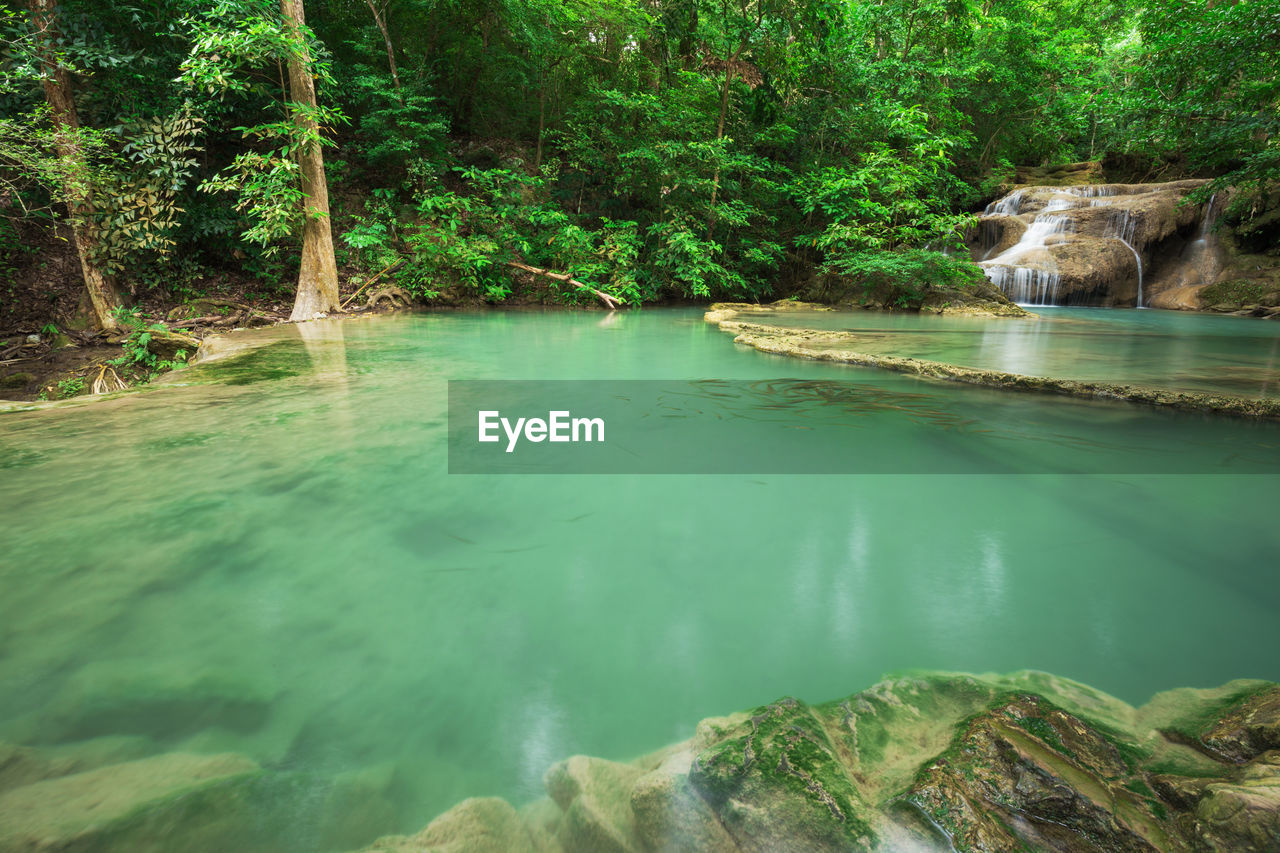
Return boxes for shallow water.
[1,308,1278,849]
[746,306,1280,398]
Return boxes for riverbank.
[6,295,1279,416]
[706,302,1280,420]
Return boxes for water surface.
[1,308,1277,849]
[744,306,1280,398]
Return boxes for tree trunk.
[363,0,403,103]
[535,79,547,170]
[281,0,341,322]
[27,0,120,330]
[706,45,743,240]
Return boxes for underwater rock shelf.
[704,304,1280,421]
[363,671,1280,853]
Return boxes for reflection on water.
[0,309,1277,851]
[750,306,1280,398]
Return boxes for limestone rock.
[144,328,199,361]
[630,750,738,853]
[800,275,1029,317]
[44,658,277,741]
[0,751,259,852]
[972,180,1211,306]
[365,797,540,853]
[1199,687,1280,764]
[516,798,565,853]
[1192,762,1280,852]
[0,736,153,795]
[689,697,874,853]
[364,673,1280,853]
[544,755,644,853]
[904,695,1175,851]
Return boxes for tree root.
[91,364,127,395]
[366,285,412,308]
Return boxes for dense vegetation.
[1,0,1277,318]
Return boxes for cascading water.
[1198,194,1218,239]
[1107,209,1145,307]
[975,179,1213,307]
[976,182,1197,307]
[979,213,1073,305]
[984,189,1025,216]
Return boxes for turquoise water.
[1,308,1278,849]
[745,305,1280,398]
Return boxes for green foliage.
[93,110,205,274]
[1105,0,1280,221]
[401,166,653,304]
[107,307,188,382]
[55,376,85,398]
[0,107,118,220]
[341,187,400,271]
[4,0,1278,303]
[824,249,987,306]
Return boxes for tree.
[180,0,344,319]
[280,0,341,320]
[24,0,121,330]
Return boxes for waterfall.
[979,214,1073,305]
[1200,193,1218,237]
[1061,185,1121,198]
[975,179,1210,308]
[1106,209,1145,307]
[984,189,1025,216]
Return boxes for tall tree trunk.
[363,0,403,103]
[706,46,743,240]
[535,80,547,170]
[281,0,341,321]
[27,0,119,330]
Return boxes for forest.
[2,0,1277,330]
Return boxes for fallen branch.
[505,261,621,310]
[167,298,255,321]
[169,315,222,329]
[342,258,407,310]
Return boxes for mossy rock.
[145,328,200,361]
[690,697,875,852]
[0,373,33,389]
[357,672,1280,853]
[1199,279,1275,309]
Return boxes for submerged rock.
[362,673,1280,853]
[41,658,277,741]
[701,308,1280,421]
[364,797,544,853]
[544,755,645,853]
[0,751,260,852]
